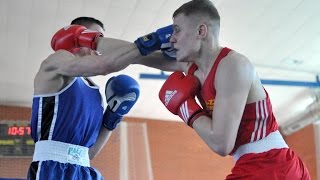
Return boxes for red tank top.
[188,48,279,154]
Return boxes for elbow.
[211,146,230,157]
[208,141,233,157]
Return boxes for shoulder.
[43,50,74,64]
[219,50,254,72]
[215,50,256,86]
[34,50,75,94]
[40,50,74,71]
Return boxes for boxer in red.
[156,0,311,179]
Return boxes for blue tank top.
[30,77,104,148]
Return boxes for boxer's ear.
[197,24,208,39]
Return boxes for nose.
[169,33,176,43]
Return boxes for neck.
[195,44,222,76]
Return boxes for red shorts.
[226,148,310,180]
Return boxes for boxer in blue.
[27,17,140,180]
[28,15,175,179]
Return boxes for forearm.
[96,37,142,69]
[96,37,135,55]
[89,74,140,159]
[89,127,112,159]
[135,52,185,72]
[97,37,186,72]
[101,40,142,71]
[193,116,231,156]
[56,55,112,77]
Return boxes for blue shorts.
[27,161,103,180]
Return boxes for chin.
[178,57,191,63]
[176,57,184,62]
[176,54,185,62]
[177,51,193,62]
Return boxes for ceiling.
[0,0,319,128]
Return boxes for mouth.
[172,46,178,52]
[166,47,177,54]
[174,48,179,54]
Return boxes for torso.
[31,59,103,147]
[187,47,279,153]
[30,77,104,147]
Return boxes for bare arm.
[192,54,255,156]
[44,47,136,77]
[89,127,112,159]
[136,52,190,72]
[50,24,187,75]
[96,37,188,72]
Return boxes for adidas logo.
[164,90,177,106]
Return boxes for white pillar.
[120,122,129,180]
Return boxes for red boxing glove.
[51,25,103,52]
[159,71,208,127]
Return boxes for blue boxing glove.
[103,75,140,130]
[134,25,173,56]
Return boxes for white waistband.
[33,140,90,167]
[232,130,288,161]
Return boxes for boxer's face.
[171,13,201,62]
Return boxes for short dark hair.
[71,17,105,31]
[173,0,220,25]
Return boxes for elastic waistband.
[233,130,288,161]
[33,140,90,167]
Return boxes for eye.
[172,25,180,33]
